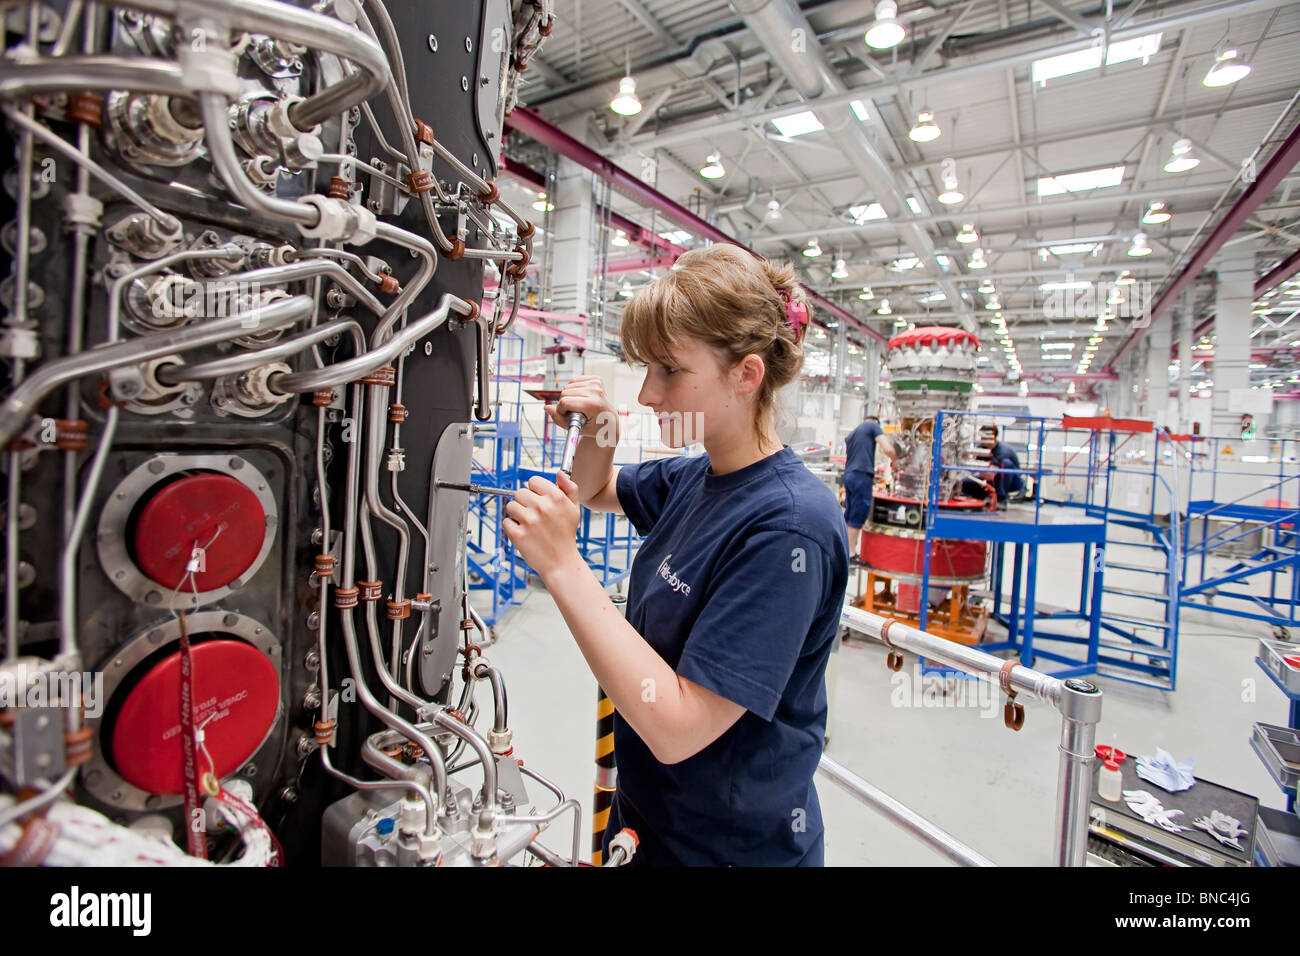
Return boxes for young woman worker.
[501,244,848,866]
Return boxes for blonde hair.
[620,243,808,447]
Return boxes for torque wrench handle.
[561,412,588,476]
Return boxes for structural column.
[1210,246,1256,436]
[1143,309,1172,424]
[1176,290,1193,433]
[546,119,597,316]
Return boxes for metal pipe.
[840,604,1061,704]
[0,295,313,447]
[0,56,189,96]
[2,105,180,231]
[472,661,508,735]
[227,258,386,318]
[372,222,438,340]
[841,604,1102,865]
[157,318,363,384]
[432,711,499,819]
[198,91,317,228]
[816,755,995,866]
[1053,681,1103,867]
[272,293,469,393]
[120,0,391,105]
[333,384,444,829]
[619,0,1296,154]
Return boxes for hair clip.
[777,289,809,344]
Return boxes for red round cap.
[111,639,279,795]
[887,325,980,352]
[132,473,266,590]
[1104,758,1120,771]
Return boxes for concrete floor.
[472,520,1295,866]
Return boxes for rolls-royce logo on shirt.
[656,554,692,596]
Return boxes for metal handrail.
[839,605,1103,867]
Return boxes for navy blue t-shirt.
[607,446,849,866]
[844,420,884,476]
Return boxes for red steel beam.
[1255,247,1300,298]
[1109,122,1300,370]
[504,106,887,344]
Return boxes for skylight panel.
[1037,166,1125,197]
[771,111,825,137]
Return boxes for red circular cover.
[860,529,987,578]
[111,639,279,795]
[132,473,266,590]
[887,325,980,352]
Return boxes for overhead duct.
[731,0,974,332]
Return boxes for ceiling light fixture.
[531,191,554,212]
[610,75,642,116]
[967,248,988,269]
[955,223,978,244]
[802,237,823,258]
[832,257,849,279]
[1203,46,1252,87]
[1127,232,1153,257]
[1142,200,1172,224]
[937,166,964,204]
[766,198,782,222]
[611,229,629,247]
[978,279,996,294]
[858,286,874,300]
[865,0,906,50]
[1163,138,1200,173]
[876,298,893,315]
[909,108,941,143]
[699,152,726,179]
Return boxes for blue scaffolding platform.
[915,411,1183,691]
[1176,434,1300,636]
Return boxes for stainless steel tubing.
[333,385,444,827]
[0,57,189,97]
[472,661,508,734]
[157,319,363,384]
[2,105,180,231]
[124,0,392,110]
[372,222,437,338]
[0,295,313,447]
[472,312,492,421]
[233,259,387,318]
[840,604,1062,705]
[58,407,117,657]
[525,842,571,867]
[1053,679,1103,868]
[199,92,318,228]
[432,711,499,817]
[272,293,469,393]
[817,755,996,867]
[361,731,438,823]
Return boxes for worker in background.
[842,415,897,564]
[500,243,848,866]
[979,424,1024,505]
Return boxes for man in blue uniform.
[842,415,897,562]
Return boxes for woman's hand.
[545,375,618,446]
[502,472,583,578]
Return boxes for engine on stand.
[0,0,595,868]
[852,327,991,646]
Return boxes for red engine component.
[132,472,266,590]
[860,529,987,579]
[110,639,279,795]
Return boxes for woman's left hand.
[502,472,582,578]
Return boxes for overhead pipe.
[1109,121,1300,370]
[622,0,1295,154]
[504,106,887,344]
[731,0,969,330]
